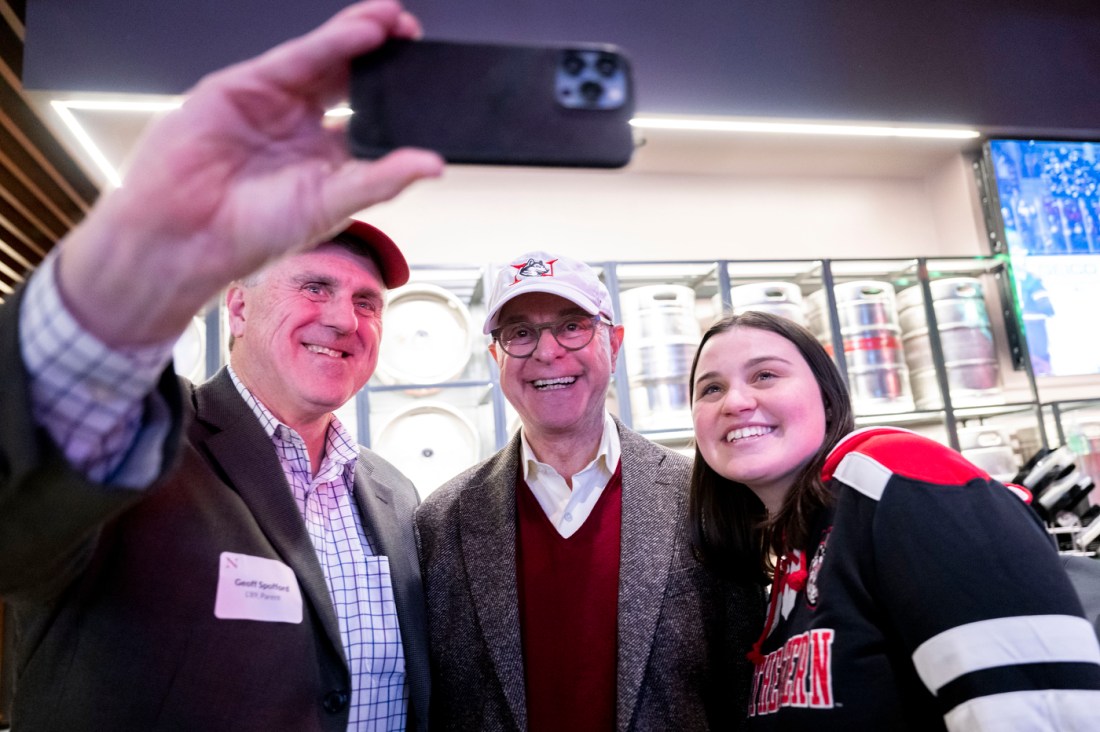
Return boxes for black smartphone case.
[348,39,636,168]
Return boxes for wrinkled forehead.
[497,292,589,323]
[255,242,384,285]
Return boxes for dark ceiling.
[21,0,1100,134]
[4,0,1100,298]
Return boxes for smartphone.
[348,39,636,168]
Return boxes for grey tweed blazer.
[415,419,764,731]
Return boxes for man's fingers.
[392,10,424,40]
[235,0,408,99]
[322,149,444,218]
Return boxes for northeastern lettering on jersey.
[747,628,835,717]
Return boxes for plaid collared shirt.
[229,368,407,729]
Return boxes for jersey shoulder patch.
[822,427,991,501]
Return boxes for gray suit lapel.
[194,370,345,665]
[350,456,421,642]
[352,457,396,557]
[351,454,431,729]
[459,436,528,730]
[615,422,681,731]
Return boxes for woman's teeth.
[726,425,775,442]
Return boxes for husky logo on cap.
[511,258,557,284]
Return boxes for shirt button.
[323,690,350,713]
[563,512,573,522]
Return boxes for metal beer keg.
[376,283,476,389]
[897,278,1002,409]
[373,402,481,497]
[728,281,808,326]
[806,280,914,415]
[619,284,701,430]
[958,426,1019,483]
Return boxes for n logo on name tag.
[214,552,304,623]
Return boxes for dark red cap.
[331,220,410,289]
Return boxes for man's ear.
[608,323,625,364]
[225,284,247,340]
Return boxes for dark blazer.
[414,421,764,731]
[0,292,429,731]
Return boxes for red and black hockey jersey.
[745,427,1100,731]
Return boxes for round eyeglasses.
[491,314,611,358]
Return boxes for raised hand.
[55,0,444,347]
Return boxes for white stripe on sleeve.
[945,689,1100,732]
[833,451,892,501]
[913,614,1100,693]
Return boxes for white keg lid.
[374,402,481,497]
[377,284,475,386]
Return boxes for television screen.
[985,139,1100,377]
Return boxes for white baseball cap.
[483,251,615,334]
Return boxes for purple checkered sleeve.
[19,254,176,486]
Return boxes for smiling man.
[0,2,447,729]
[414,251,764,731]
[2,221,431,731]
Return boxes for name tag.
[214,552,303,623]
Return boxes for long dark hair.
[687,311,855,584]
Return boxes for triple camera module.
[555,49,629,110]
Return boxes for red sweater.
[516,461,623,732]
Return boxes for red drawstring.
[746,550,802,665]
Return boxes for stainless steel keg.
[806,281,914,415]
[896,278,1002,409]
[619,285,700,431]
[728,281,807,326]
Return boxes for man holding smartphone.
[0,2,443,730]
[415,252,764,730]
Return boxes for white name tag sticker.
[214,552,303,624]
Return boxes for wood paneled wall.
[0,0,99,301]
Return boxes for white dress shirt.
[520,411,621,539]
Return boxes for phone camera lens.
[563,53,586,76]
[596,54,618,77]
[580,81,604,104]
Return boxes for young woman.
[688,311,1100,731]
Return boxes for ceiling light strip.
[631,116,980,139]
[49,99,186,189]
[51,101,125,188]
[57,99,183,113]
